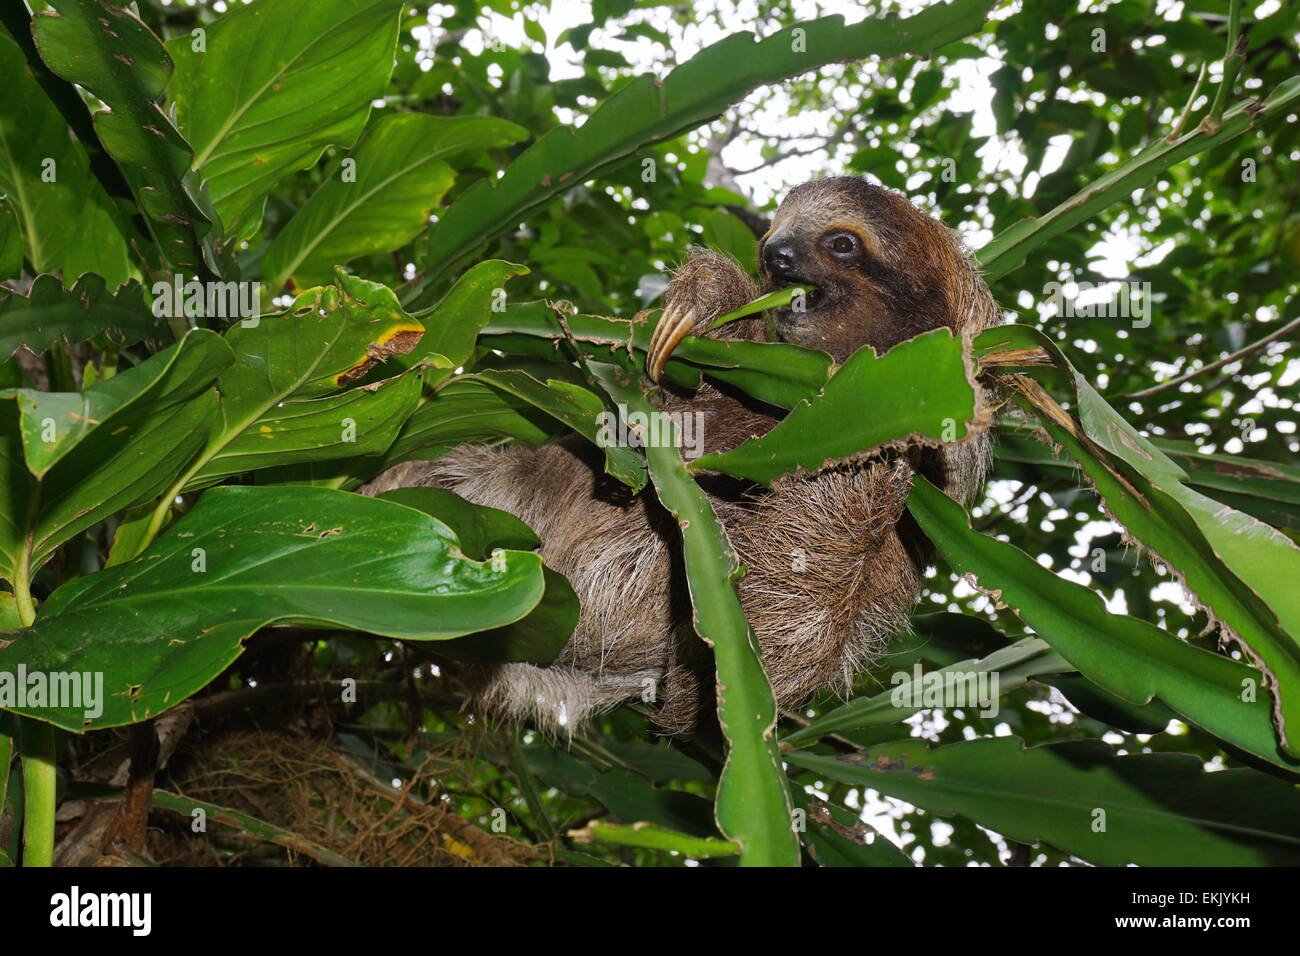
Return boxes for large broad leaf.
[262,114,527,290]
[0,274,165,361]
[591,362,799,867]
[168,0,405,240]
[977,75,1300,280]
[788,737,1300,866]
[0,32,131,286]
[377,488,577,664]
[1156,443,1300,538]
[412,0,993,294]
[174,272,426,493]
[293,261,547,486]
[906,475,1294,770]
[33,0,213,275]
[410,259,530,384]
[0,330,233,582]
[980,324,1300,758]
[0,486,545,731]
[692,328,978,485]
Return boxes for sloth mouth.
[772,279,830,319]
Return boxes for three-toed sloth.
[363,177,999,736]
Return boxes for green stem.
[17,720,55,867]
[10,561,57,867]
[570,820,740,858]
[1166,61,1208,143]
[1202,0,1244,133]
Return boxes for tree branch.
[1124,313,1300,400]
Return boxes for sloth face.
[759,177,961,363]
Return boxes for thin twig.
[1123,313,1300,400]
[1166,62,1209,142]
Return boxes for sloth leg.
[361,441,688,734]
[724,457,922,708]
[468,663,664,737]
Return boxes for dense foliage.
[0,0,1297,867]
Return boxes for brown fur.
[361,178,1000,736]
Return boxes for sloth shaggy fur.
[361,177,1000,736]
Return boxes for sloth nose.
[762,239,800,279]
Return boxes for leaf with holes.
[0,486,545,730]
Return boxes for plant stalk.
[1202,0,1244,133]
[11,564,57,867]
[17,720,55,867]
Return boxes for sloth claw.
[646,305,697,382]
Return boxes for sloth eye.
[825,231,860,257]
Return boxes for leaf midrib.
[188,3,393,172]
[271,145,455,283]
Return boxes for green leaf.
[471,368,647,492]
[431,565,577,664]
[702,285,814,332]
[375,377,562,471]
[0,486,545,730]
[168,0,405,240]
[520,745,716,837]
[980,324,1300,758]
[976,75,1300,280]
[907,473,1294,770]
[196,370,422,485]
[782,636,1070,748]
[415,260,530,376]
[377,488,576,663]
[33,0,213,275]
[996,430,1300,537]
[262,114,527,289]
[698,209,757,272]
[0,200,22,281]
[788,737,1300,866]
[569,820,739,859]
[0,32,131,286]
[175,272,426,493]
[0,274,166,361]
[1156,442,1300,536]
[376,487,539,558]
[0,329,233,581]
[590,361,799,867]
[693,328,976,485]
[414,0,994,293]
